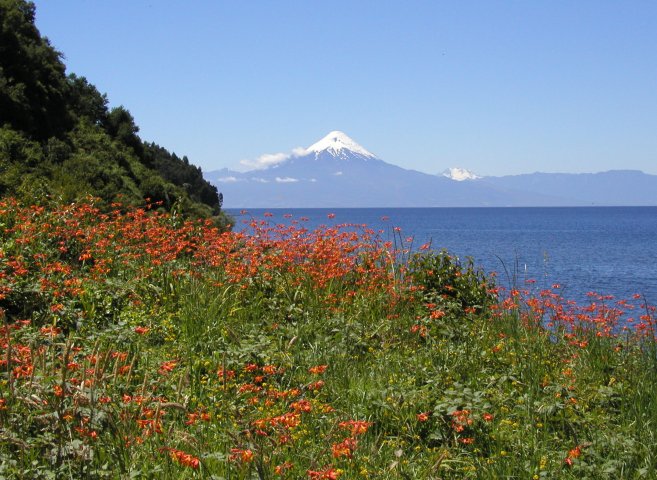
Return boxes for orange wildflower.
[40,326,62,337]
[338,420,372,436]
[309,364,328,375]
[275,461,293,475]
[307,380,325,391]
[291,399,312,413]
[229,448,254,463]
[451,410,472,433]
[158,360,177,374]
[308,467,341,479]
[564,445,582,466]
[332,437,357,458]
[166,448,200,469]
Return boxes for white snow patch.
[442,167,481,181]
[237,131,375,173]
[216,176,240,183]
[305,131,376,158]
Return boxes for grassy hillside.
[0,0,229,227]
[1,199,656,478]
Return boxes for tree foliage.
[0,0,229,226]
[0,0,71,138]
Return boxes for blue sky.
[34,1,657,176]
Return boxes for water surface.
[227,207,657,305]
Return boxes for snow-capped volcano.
[305,131,376,160]
[442,167,481,181]
[208,131,624,208]
[237,131,376,170]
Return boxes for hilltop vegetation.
[0,0,228,225]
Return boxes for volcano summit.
[205,132,657,208]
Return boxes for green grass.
[1,199,656,479]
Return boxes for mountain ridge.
[206,131,657,208]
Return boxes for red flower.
[290,399,312,413]
[307,380,325,391]
[275,462,293,475]
[332,437,357,458]
[564,444,585,466]
[308,467,341,479]
[229,448,254,463]
[40,326,62,337]
[165,448,200,469]
[158,360,177,374]
[309,364,328,375]
[244,363,259,372]
[338,420,372,436]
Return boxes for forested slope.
[0,0,229,226]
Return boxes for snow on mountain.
[238,131,374,170]
[304,131,376,160]
[205,131,573,207]
[442,167,481,181]
[204,131,657,208]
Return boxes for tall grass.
[1,198,656,478]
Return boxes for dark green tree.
[0,0,229,226]
[104,106,144,157]
[143,143,222,213]
[0,0,72,138]
[66,73,108,125]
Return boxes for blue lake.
[226,207,657,305]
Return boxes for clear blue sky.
[33,1,657,176]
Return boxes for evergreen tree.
[0,0,72,138]
[0,0,229,226]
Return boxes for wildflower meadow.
[1,198,656,479]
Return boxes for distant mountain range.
[205,131,657,208]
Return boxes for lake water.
[226,207,657,305]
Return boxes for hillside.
[0,0,228,225]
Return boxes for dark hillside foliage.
[0,0,71,139]
[0,0,228,226]
[144,142,222,211]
